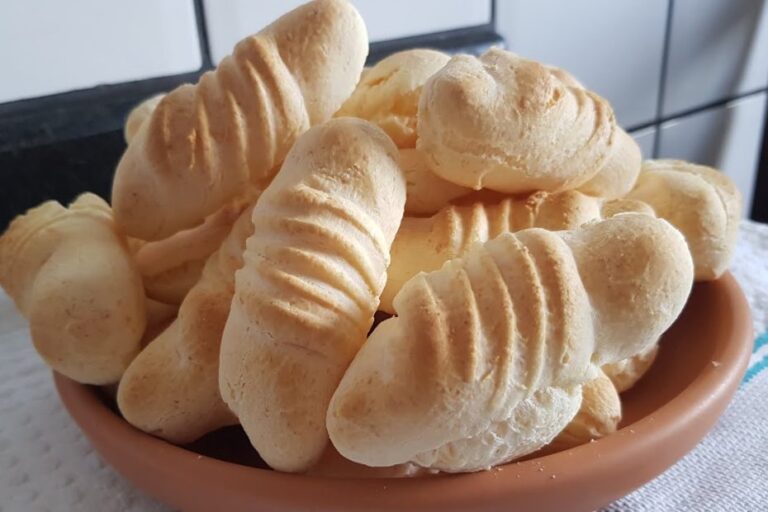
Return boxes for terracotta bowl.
[55,273,752,512]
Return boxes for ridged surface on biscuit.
[0,194,145,384]
[540,67,642,199]
[219,118,406,472]
[328,214,692,469]
[124,94,165,144]
[418,48,617,193]
[112,0,368,240]
[384,159,739,314]
[381,190,601,313]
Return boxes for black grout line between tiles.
[652,0,675,159]
[627,87,768,134]
[192,0,215,71]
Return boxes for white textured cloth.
[1,221,767,512]
[605,219,768,512]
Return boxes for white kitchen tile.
[496,0,668,128]
[0,0,201,103]
[663,0,768,116]
[631,127,657,159]
[658,92,767,214]
[203,0,492,64]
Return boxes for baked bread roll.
[400,148,470,216]
[625,160,741,280]
[603,343,659,393]
[112,0,368,240]
[543,66,643,199]
[135,192,257,304]
[381,190,602,313]
[118,204,255,443]
[336,49,450,148]
[550,369,621,450]
[0,194,146,384]
[219,118,406,472]
[382,160,738,312]
[418,48,618,193]
[124,94,165,144]
[328,214,693,470]
[541,67,642,199]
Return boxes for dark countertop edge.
[0,28,503,153]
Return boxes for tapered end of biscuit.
[628,160,742,280]
[264,0,368,124]
[562,213,694,364]
[124,94,165,144]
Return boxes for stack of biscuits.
[0,0,741,476]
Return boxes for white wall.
[203,0,491,64]
[0,0,201,103]
[497,0,768,213]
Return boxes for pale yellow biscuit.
[0,194,145,384]
[112,0,368,240]
[337,48,450,148]
[118,204,256,443]
[328,214,693,470]
[219,118,406,472]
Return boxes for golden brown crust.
[383,157,737,315]
[418,48,617,193]
[124,94,165,144]
[328,214,692,470]
[219,118,406,472]
[142,298,178,344]
[112,0,368,240]
[578,128,642,199]
[381,190,601,313]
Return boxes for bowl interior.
[55,275,752,512]
[91,276,737,472]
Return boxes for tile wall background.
[0,0,766,223]
[497,0,768,216]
